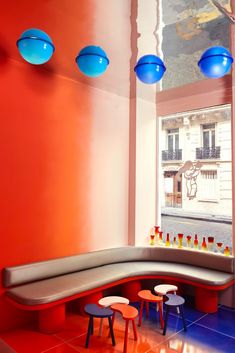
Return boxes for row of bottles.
[149,226,231,256]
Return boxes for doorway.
[164,171,182,208]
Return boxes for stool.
[84,304,115,348]
[154,284,179,313]
[98,296,129,336]
[137,290,164,329]
[163,294,187,335]
[111,303,138,353]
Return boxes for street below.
[161,215,232,250]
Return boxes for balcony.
[196,146,220,159]
[162,149,182,161]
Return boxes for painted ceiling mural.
[162,0,230,89]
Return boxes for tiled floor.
[1,301,235,353]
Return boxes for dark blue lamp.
[76,45,109,77]
[134,54,166,84]
[198,46,233,78]
[16,28,55,65]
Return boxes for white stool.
[98,296,129,336]
[154,284,179,313]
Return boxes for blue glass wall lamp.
[16,29,233,82]
[16,29,55,65]
[75,45,109,77]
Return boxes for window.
[167,129,179,151]
[198,171,218,202]
[202,124,215,148]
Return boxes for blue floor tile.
[196,306,235,338]
[178,323,235,353]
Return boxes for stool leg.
[146,302,149,318]
[179,306,187,332]
[124,320,129,353]
[85,316,93,348]
[174,290,180,314]
[91,316,94,335]
[108,317,116,346]
[98,318,103,336]
[138,300,144,326]
[158,301,164,330]
[163,307,169,336]
[132,320,138,341]
[108,311,116,338]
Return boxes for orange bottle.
[201,237,207,251]
[165,233,170,247]
[194,234,199,249]
[224,246,230,256]
[158,231,163,245]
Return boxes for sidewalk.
[161,207,232,224]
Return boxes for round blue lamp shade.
[16,28,55,65]
[76,46,109,77]
[198,46,233,78]
[134,55,166,84]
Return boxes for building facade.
[161,105,232,218]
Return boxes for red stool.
[138,289,164,329]
[111,303,138,353]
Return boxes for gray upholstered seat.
[6,261,234,306]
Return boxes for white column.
[134,0,159,245]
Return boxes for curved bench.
[3,246,234,333]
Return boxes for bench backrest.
[3,246,234,287]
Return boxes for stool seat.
[154,284,178,295]
[84,304,113,318]
[137,290,164,329]
[138,289,163,302]
[163,294,187,335]
[110,303,138,353]
[84,304,115,348]
[111,303,138,320]
[99,296,129,307]
[165,294,185,307]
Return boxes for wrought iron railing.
[162,149,182,161]
[196,146,220,159]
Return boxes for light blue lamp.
[198,46,233,78]
[134,54,166,84]
[75,45,109,77]
[16,28,55,65]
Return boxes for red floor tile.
[42,343,79,353]
[0,328,63,353]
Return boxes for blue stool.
[84,304,116,348]
[163,294,187,335]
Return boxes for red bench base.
[39,303,66,334]
[195,287,218,313]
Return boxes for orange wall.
[0,57,129,330]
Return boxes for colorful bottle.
[186,235,192,248]
[158,231,163,245]
[173,236,177,247]
[224,246,230,256]
[154,226,160,244]
[216,242,223,253]
[149,235,155,246]
[178,233,184,248]
[194,234,199,249]
[165,233,170,247]
[207,237,214,252]
[201,237,207,251]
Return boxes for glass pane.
[160,105,232,254]
[211,130,215,148]
[203,131,209,148]
[175,133,179,150]
[168,135,173,151]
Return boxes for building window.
[198,170,218,202]
[167,128,179,151]
[202,124,215,148]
